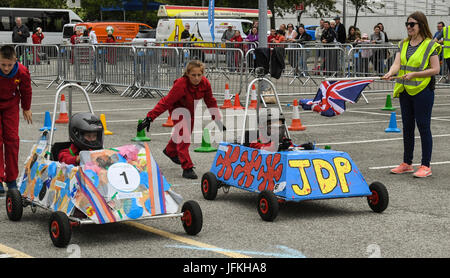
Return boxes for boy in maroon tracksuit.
[138,60,223,179]
[0,45,32,194]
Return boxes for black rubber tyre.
[367,182,389,213]
[201,172,219,200]
[181,200,203,235]
[257,190,279,222]
[6,189,23,221]
[49,211,72,248]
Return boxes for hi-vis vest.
[393,38,441,97]
[443,26,450,59]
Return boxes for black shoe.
[6,180,17,190]
[182,168,198,179]
[163,149,181,165]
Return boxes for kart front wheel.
[181,201,203,235]
[201,172,218,200]
[367,182,389,213]
[6,189,23,221]
[49,211,72,248]
[257,190,279,222]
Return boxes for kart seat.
[50,142,72,161]
[243,130,258,147]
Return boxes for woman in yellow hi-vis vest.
[383,11,441,178]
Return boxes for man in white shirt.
[88,27,98,44]
[315,19,324,42]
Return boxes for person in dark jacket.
[334,16,347,44]
[295,24,312,73]
[321,21,338,74]
[12,17,30,66]
[321,21,336,43]
[12,17,30,43]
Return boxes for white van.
[156,18,253,42]
[0,7,82,44]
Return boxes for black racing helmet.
[69,112,104,151]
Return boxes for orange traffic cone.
[55,94,69,124]
[288,99,306,131]
[220,83,233,109]
[162,115,174,127]
[233,93,244,110]
[249,84,258,109]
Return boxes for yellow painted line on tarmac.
[0,243,33,258]
[125,222,250,258]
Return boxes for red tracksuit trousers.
[0,104,20,183]
[164,116,194,170]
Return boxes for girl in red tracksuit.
[0,45,33,193]
[138,60,221,179]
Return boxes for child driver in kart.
[58,112,104,166]
[248,110,292,152]
[248,110,313,152]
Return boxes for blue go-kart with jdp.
[200,70,389,221]
[5,84,203,247]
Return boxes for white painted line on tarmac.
[307,120,388,127]
[369,161,450,170]
[165,244,306,258]
[31,99,143,106]
[316,133,450,146]
[347,110,397,116]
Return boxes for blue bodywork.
[210,142,371,202]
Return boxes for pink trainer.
[413,165,432,178]
[390,162,414,174]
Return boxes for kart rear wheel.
[49,211,72,248]
[367,182,389,213]
[201,172,218,200]
[6,189,23,221]
[257,190,279,222]
[181,200,203,236]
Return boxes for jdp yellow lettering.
[313,159,337,194]
[289,160,312,196]
[333,157,352,193]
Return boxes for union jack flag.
[300,79,374,117]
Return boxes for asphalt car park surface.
[1,80,450,258]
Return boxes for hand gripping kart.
[200,70,388,221]
[5,84,203,247]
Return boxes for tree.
[350,0,385,28]
[167,0,337,29]
[267,0,338,29]
[7,0,67,8]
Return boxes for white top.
[89,31,98,44]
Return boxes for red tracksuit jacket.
[147,76,220,124]
[0,62,32,183]
[58,143,80,166]
[0,62,32,111]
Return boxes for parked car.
[132,29,156,45]
[304,25,318,41]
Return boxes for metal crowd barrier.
[132,46,181,98]
[93,45,137,95]
[180,47,245,96]
[14,42,449,98]
[14,44,60,87]
[58,44,96,89]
